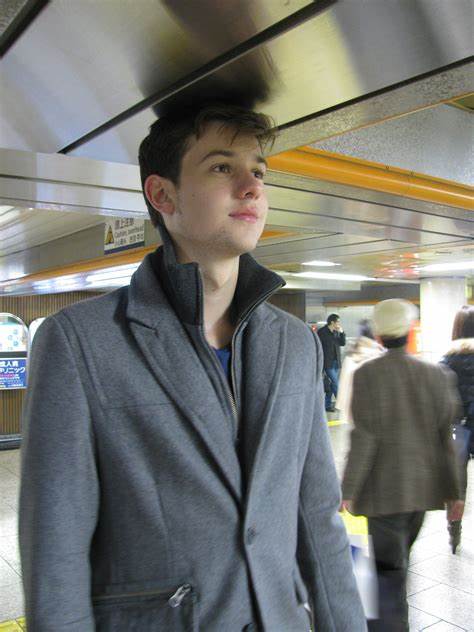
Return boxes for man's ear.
[144,175,176,218]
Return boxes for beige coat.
[336,337,384,424]
[342,348,461,516]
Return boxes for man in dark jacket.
[19,104,365,631]
[317,313,346,411]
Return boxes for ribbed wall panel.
[0,291,103,436]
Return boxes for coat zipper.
[228,282,284,440]
[197,266,283,436]
[92,583,192,608]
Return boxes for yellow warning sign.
[105,225,114,245]
[104,219,145,254]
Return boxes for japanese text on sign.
[104,219,145,254]
[0,358,27,390]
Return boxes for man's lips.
[229,209,259,223]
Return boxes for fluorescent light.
[302,260,340,267]
[87,278,132,288]
[86,264,139,283]
[291,271,373,282]
[419,261,474,272]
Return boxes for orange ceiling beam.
[267,147,474,211]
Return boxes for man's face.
[330,319,341,331]
[162,122,269,258]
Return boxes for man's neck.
[173,240,239,348]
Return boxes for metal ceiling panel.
[256,238,414,266]
[313,104,474,186]
[1,0,472,163]
[273,59,474,155]
[0,207,104,256]
[265,171,474,224]
[266,188,474,242]
[0,0,311,153]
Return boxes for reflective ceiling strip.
[0,0,49,58]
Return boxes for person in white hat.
[341,299,463,632]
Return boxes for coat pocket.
[92,583,197,631]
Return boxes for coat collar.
[126,225,285,329]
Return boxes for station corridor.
[0,424,473,630]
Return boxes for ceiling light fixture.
[85,263,139,283]
[301,260,341,267]
[419,261,474,272]
[290,271,374,282]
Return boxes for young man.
[341,299,463,632]
[20,104,365,631]
[317,313,346,412]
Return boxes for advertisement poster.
[0,358,27,390]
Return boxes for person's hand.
[447,500,465,522]
[335,322,343,333]
[339,500,354,513]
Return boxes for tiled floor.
[0,427,473,629]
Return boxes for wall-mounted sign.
[104,218,145,254]
[0,358,27,390]
[0,313,28,390]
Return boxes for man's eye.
[212,164,231,173]
[253,169,265,180]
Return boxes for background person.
[341,299,463,632]
[441,305,474,553]
[336,319,384,425]
[318,313,346,412]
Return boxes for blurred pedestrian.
[336,319,384,424]
[441,305,474,553]
[318,313,346,412]
[341,299,463,632]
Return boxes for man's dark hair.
[381,335,408,349]
[358,319,374,339]
[138,103,275,227]
[452,305,474,340]
[327,313,340,326]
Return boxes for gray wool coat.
[19,240,366,631]
[342,348,461,517]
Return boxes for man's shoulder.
[262,302,314,340]
[52,287,128,334]
[317,324,329,337]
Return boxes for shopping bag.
[340,509,378,620]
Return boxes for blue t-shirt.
[213,345,231,384]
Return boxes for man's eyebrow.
[199,149,268,167]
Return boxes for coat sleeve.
[341,366,378,501]
[436,366,463,500]
[297,333,366,632]
[19,315,99,631]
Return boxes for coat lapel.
[127,255,242,504]
[240,308,288,495]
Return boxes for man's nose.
[235,173,263,199]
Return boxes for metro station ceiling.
[0,0,472,294]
